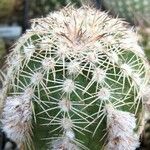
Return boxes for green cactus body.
[102,0,150,25]
[1,6,150,150]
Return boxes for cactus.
[0,6,150,150]
[102,0,150,25]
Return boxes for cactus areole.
[1,6,150,150]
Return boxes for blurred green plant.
[0,0,83,25]
[29,0,82,18]
[0,38,6,67]
[138,27,150,60]
[0,0,17,23]
[0,38,5,57]
[102,0,150,26]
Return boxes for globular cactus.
[1,6,150,150]
[102,0,150,25]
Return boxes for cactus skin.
[1,6,150,150]
[102,0,150,25]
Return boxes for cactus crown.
[1,6,150,150]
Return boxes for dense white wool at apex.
[105,104,140,150]
[30,6,147,64]
[1,95,32,146]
